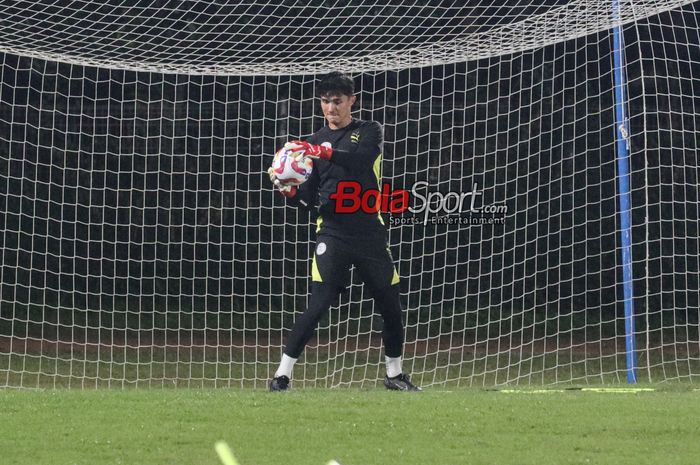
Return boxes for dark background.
[0,2,698,367]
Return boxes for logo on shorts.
[316,242,327,255]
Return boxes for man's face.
[320,93,356,129]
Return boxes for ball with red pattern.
[271,147,314,186]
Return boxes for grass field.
[2,386,699,465]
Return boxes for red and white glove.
[267,166,297,198]
[285,140,333,161]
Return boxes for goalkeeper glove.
[267,166,297,198]
[285,140,333,161]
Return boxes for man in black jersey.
[267,72,420,391]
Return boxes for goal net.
[1,0,699,389]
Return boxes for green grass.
[1,387,699,465]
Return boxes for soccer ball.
[272,147,313,186]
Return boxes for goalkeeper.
[267,71,420,391]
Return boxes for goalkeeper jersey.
[288,118,388,243]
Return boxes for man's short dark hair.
[317,72,355,97]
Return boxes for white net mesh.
[0,0,696,73]
[0,0,699,388]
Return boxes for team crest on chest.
[350,132,360,144]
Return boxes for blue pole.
[612,0,637,384]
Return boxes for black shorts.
[311,235,400,292]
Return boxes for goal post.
[612,0,637,384]
[1,1,699,389]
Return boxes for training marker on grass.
[580,387,655,393]
[499,387,656,394]
[215,441,241,465]
[500,389,566,394]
